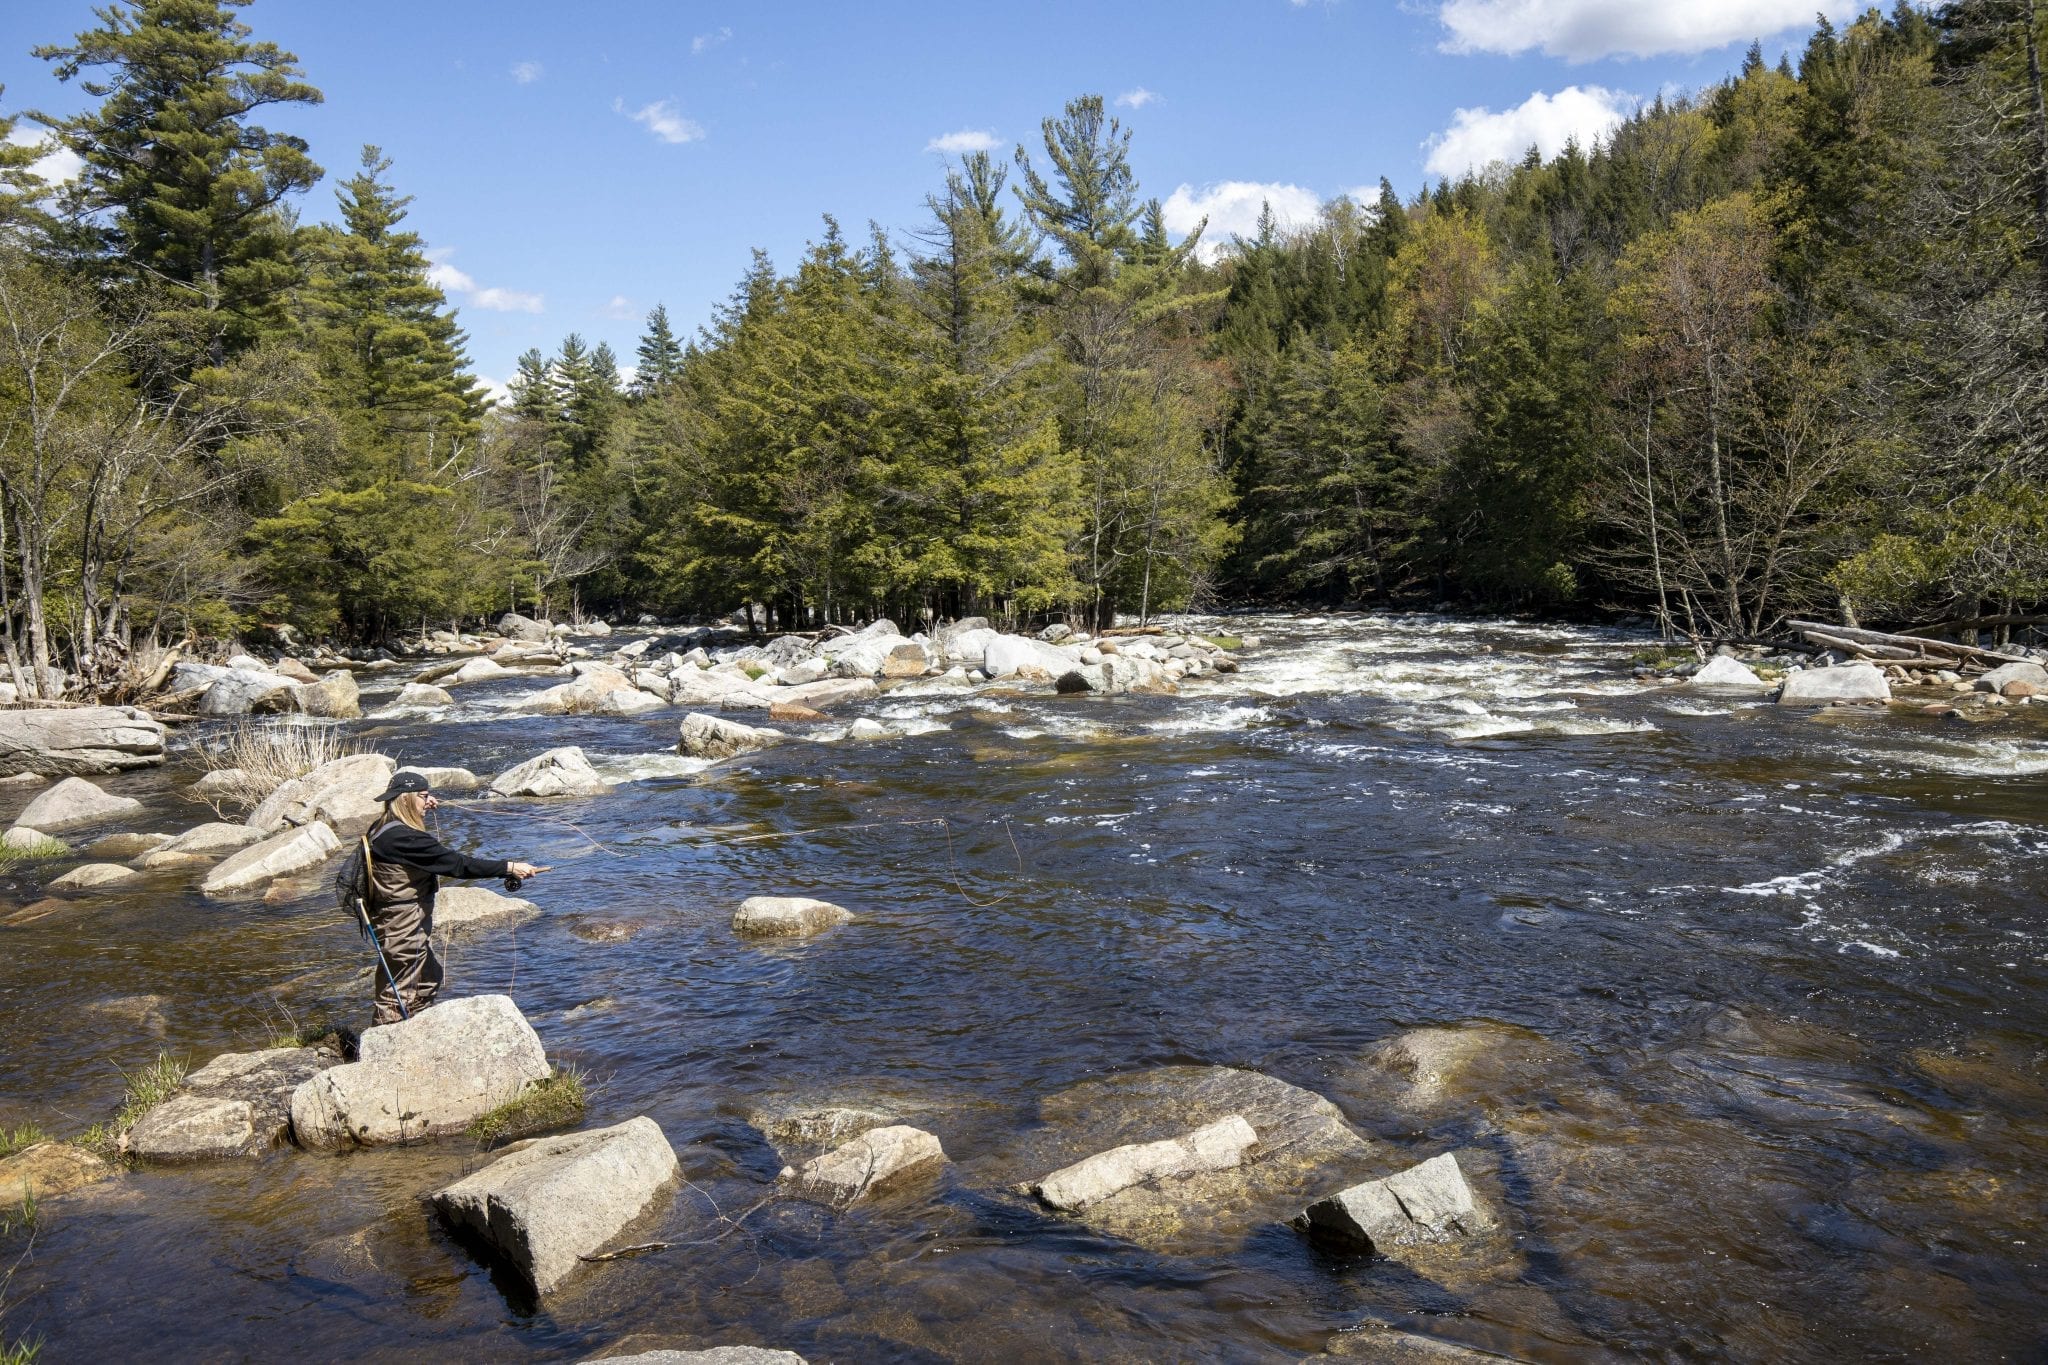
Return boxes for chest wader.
[360,828,445,1026]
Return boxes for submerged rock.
[1033,1115,1258,1212]
[13,775,144,833]
[490,746,609,799]
[732,896,852,939]
[1311,1325,1507,1361]
[752,1104,898,1165]
[0,1142,113,1203]
[585,1349,808,1364]
[786,1124,947,1205]
[1350,1021,1564,1117]
[49,861,141,891]
[0,706,166,776]
[291,994,550,1150]
[1293,1152,1486,1254]
[84,830,171,859]
[991,1065,1379,1254]
[201,821,340,897]
[678,712,785,760]
[433,1116,680,1295]
[1776,663,1890,705]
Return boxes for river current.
[2,612,2044,1362]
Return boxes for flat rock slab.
[786,1124,946,1205]
[50,862,141,891]
[732,896,852,939]
[1034,1115,1259,1212]
[0,706,166,776]
[248,753,394,835]
[291,994,550,1150]
[434,1116,679,1295]
[490,746,609,798]
[13,775,144,833]
[436,884,543,935]
[129,1044,338,1160]
[991,1065,1379,1255]
[1294,1152,1485,1254]
[0,1142,113,1203]
[1777,663,1890,705]
[201,821,340,897]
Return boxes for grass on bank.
[466,1068,586,1148]
[190,720,358,811]
[0,1129,45,1163]
[0,838,66,868]
[0,1189,34,1241]
[78,1051,188,1162]
[0,1335,40,1365]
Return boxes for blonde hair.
[387,791,430,831]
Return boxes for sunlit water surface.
[3,613,2045,1362]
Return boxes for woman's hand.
[508,861,546,880]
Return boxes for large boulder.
[127,1045,337,1161]
[1977,660,2048,693]
[12,775,143,833]
[436,884,542,935]
[400,764,479,792]
[732,896,851,939]
[197,669,301,717]
[248,753,396,834]
[497,612,552,643]
[668,668,780,710]
[393,682,454,709]
[433,1116,679,1294]
[1034,1116,1258,1213]
[879,642,931,679]
[1691,656,1766,689]
[489,747,609,799]
[679,713,785,761]
[1777,663,1890,706]
[778,678,877,711]
[785,1125,946,1205]
[446,656,510,686]
[983,635,1077,680]
[1292,1152,1486,1254]
[290,994,550,1150]
[140,821,267,865]
[822,633,913,678]
[295,670,362,719]
[0,1142,112,1204]
[0,706,166,776]
[201,821,340,897]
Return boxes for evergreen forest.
[3,0,2047,700]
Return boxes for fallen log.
[1788,620,2031,667]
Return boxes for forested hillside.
[2,1,2044,699]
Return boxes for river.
[2,612,2044,1362]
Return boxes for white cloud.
[1161,181,1326,262]
[426,249,545,314]
[4,127,84,185]
[617,98,705,145]
[602,294,638,321]
[1114,88,1158,110]
[475,374,512,407]
[1436,0,1855,62]
[511,60,543,84]
[926,129,999,154]
[692,26,732,55]
[1423,85,1632,178]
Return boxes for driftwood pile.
[1787,620,2035,679]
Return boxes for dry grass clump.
[466,1068,587,1148]
[191,720,358,810]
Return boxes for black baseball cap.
[372,770,433,804]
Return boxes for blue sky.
[1,0,1859,395]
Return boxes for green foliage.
[466,1068,586,1147]
[250,481,490,638]
[111,1052,187,1135]
[0,837,66,866]
[1833,482,2048,620]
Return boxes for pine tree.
[303,145,480,478]
[36,0,324,367]
[0,89,55,239]
[633,304,684,397]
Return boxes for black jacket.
[366,817,509,911]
